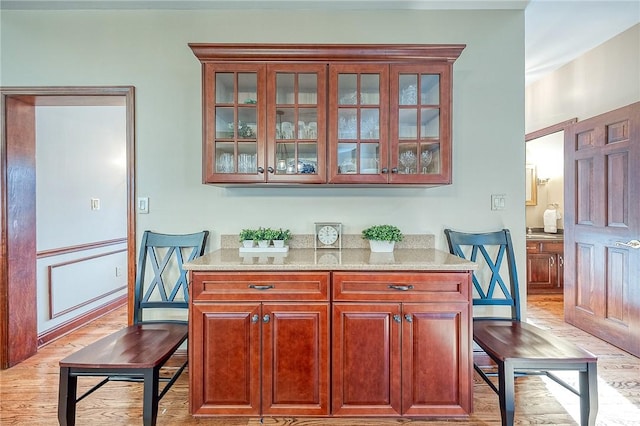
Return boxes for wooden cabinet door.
[202,63,267,184]
[190,303,261,415]
[402,303,471,416]
[527,252,558,292]
[261,303,330,415]
[389,63,453,185]
[331,303,401,416]
[266,64,327,184]
[328,63,390,184]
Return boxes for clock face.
[318,225,339,245]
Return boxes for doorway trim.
[0,86,136,368]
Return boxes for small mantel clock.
[314,222,342,250]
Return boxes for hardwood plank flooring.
[1,295,638,425]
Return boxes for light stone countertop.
[183,248,477,272]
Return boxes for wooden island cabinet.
[185,248,475,420]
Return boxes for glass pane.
[298,108,317,139]
[298,143,317,174]
[421,74,440,105]
[276,108,295,139]
[275,142,295,174]
[215,142,235,173]
[299,73,318,104]
[238,73,257,104]
[215,107,235,138]
[421,108,440,138]
[419,144,438,174]
[238,107,257,139]
[338,143,357,174]
[398,109,417,140]
[338,109,357,139]
[238,144,257,173]
[361,74,380,105]
[398,145,418,174]
[361,109,379,139]
[399,74,418,105]
[360,143,379,174]
[215,73,234,103]
[338,74,357,105]
[276,73,295,104]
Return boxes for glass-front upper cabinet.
[203,63,266,183]
[267,64,327,183]
[328,64,389,184]
[389,64,452,184]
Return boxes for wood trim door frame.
[0,86,136,369]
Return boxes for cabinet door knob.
[251,314,259,323]
[388,284,413,291]
[393,314,402,323]
[404,314,413,323]
[391,167,399,174]
[263,314,270,323]
[267,166,275,173]
[549,256,555,266]
[381,168,388,174]
[257,166,265,174]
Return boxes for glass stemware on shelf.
[421,150,433,174]
[399,151,416,174]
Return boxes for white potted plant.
[362,224,404,252]
[254,227,270,248]
[239,229,256,248]
[272,228,291,248]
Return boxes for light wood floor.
[1,295,638,425]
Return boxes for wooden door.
[564,102,640,357]
[190,303,261,415]
[331,303,401,416]
[402,303,471,416]
[261,302,330,416]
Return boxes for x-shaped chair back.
[133,230,209,324]
[444,228,521,321]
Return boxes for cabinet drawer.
[526,242,540,253]
[191,272,329,301]
[541,241,563,252]
[332,272,470,302]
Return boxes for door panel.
[565,102,640,356]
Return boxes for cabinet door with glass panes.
[266,64,327,183]
[328,64,389,184]
[203,63,266,183]
[389,64,452,184]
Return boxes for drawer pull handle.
[388,285,413,291]
[251,314,259,323]
[249,284,274,290]
[404,314,413,323]
[393,314,402,323]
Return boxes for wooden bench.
[445,228,598,426]
[58,230,208,426]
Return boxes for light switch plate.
[491,194,506,211]
[138,197,149,214]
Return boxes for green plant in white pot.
[362,224,404,252]
[239,228,256,248]
[254,227,270,248]
[272,228,291,248]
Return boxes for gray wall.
[1,8,526,309]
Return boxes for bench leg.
[58,367,77,426]
[498,361,515,426]
[142,368,160,426]
[579,362,598,426]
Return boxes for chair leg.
[142,368,160,426]
[58,367,77,426]
[498,361,516,426]
[579,362,598,426]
